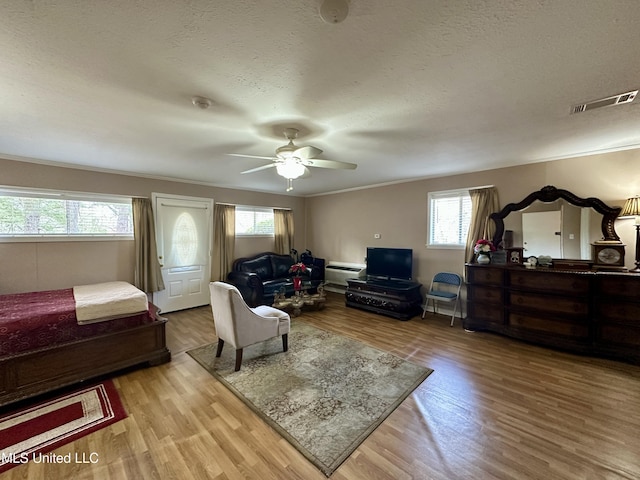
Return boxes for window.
[0,188,133,240]
[428,189,472,248]
[235,206,274,236]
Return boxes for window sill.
[0,236,134,243]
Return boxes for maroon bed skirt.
[0,288,156,357]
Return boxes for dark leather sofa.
[226,252,325,307]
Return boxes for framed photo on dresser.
[506,247,524,264]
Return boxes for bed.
[0,281,171,407]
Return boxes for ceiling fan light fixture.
[276,161,305,179]
[275,142,297,158]
[230,125,356,187]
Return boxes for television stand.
[345,278,423,320]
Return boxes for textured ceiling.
[1,1,639,195]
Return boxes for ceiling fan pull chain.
[286,178,294,192]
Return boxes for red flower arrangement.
[473,239,496,254]
[289,262,309,276]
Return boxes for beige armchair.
[209,281,291,371]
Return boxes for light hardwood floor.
[4,293,640,479]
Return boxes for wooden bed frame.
[0,307,171,407]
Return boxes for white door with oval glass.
[152,193,213,313]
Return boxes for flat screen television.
[366,247,413,281]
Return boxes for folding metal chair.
[422,272,463,326]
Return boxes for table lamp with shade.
[620,195,640,273]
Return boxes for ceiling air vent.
[571,90,638,114]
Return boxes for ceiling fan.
[228,128,357,191]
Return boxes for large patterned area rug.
[187,322,433,476]
[0,380,127,473]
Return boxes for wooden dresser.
[465,263,640,364]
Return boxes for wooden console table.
[465,263,640,364]
[345,278,423,320]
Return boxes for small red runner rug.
[0,380,127,473]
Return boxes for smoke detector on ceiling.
[319,0,349,24]
[571,90,638,114]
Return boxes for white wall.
[304,149,640,289]
[2,148,638,295]
[0,158,306,293]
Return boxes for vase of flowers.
[289,262,308,291]
[474,239,496,264]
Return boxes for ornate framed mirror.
[490,186,622,259]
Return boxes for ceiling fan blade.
[227,153,277,161]
[301,159,357,170]
[294,145,322,159]
[241,163,276,174]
